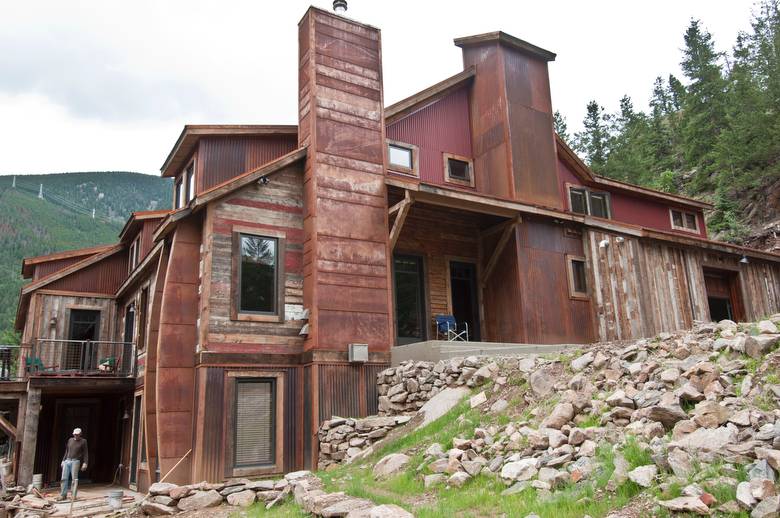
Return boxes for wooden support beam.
[0,413,16,440]
[389,192,413,250]
[480,216,522,240]
[482,217,520,288]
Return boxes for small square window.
[444,154,474,187]
[670,208,699,233]
[389,145,412,170]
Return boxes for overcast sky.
[0,0,756,176]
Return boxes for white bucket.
[31,473,43,490]
[107,489,124,510]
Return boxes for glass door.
[393,255,426,345]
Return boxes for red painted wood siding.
[33,256,85,280]
[557,158,707,238]
[198,136,298,193]
[386,88,473,188]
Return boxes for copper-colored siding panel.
[47,252,128,294]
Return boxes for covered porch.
[387,184,596,351]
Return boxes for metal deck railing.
[29,339,136,377]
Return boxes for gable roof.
[21,244,116,279]
[160,124,298,178]
[385,67,475,125]
[555,134,713,210]
[118,209,172,243]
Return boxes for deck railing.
[30,339,136,377]
[0,345,23,381]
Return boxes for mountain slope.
[0,172,171,338]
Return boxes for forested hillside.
[557,0,780,249]
[0,172,171,341]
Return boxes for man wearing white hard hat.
[58,428,88,501]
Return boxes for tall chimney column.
[298,8,392,357]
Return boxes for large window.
[567,186,611,218]
[670,208,699,233]
[444,153,474,187]
[234,378,276,468]
[236,234,279,315]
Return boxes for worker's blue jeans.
[60,459,81,498]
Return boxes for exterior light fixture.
[740,255,749,264]
[333,0,347,13]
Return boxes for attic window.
[670,208,699,233]
[567,185,611,219]
[186,163,195,202]
[387,140,418,176]
[444,153,474,187]
[175,179,184,209]
[128,237,140,273]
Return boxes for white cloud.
[0,0,756,174]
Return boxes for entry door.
[450,261,480,341]
[65,309,101,370]
[703,269,742,322]
[393,255,427,345]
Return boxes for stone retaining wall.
[318,415,412,469]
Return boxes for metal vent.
[348,343,368,363]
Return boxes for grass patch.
[244,500,308,517]
[578,412,602,428]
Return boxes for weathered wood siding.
[586,230,780,341]
[202,164,306,353]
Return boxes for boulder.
[691,400,731,429]
[670,426,737,452]
[470,391,487,408]
[417,387,470,428]
[758,320,779,334]
[667,448,693,478]
[751,495,780,518]
[737,481,757,509]
[141,501,177,516]
[571,352,594,372]
[628,465,657,488]
[501,458,539,481]
[321,497,374,517]
[529,368,556,397]
[447,472,471,487]
[745,335,779,359]
[373,453,410,479]
[646,405,688,429]
[424,474,445,488]
[226,489,256,507]
[541,403,575,429]
[149,482,178,496]
[658,496,710,515]
[177,490,223,512]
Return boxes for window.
[670,208,699,233]
[234,379,276,468]
[567,255,588,299]
[175,179,184,209]
[387,140,418,176]
[567,186,611,218]
[186,163,195,202]
[236,233,280,315]
[128,236,140,272]
[444,153,474,187]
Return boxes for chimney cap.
[333,0,347,13]
[454,31,556,62]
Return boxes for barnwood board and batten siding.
[586,230,780,341]
[202,164,306,352]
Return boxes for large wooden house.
[3,6,780,492]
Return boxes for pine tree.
[679,19,728,187]
[574,101,610,173]
[553,110,571,143]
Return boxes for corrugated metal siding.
[47,252,128,294]
[387,87,472,187]
[317,363,388,422]
[34,257,86,280]
[199,136,298,193]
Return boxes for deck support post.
[18,387,40,486]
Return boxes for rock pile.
[376,357,496,415]
[141,471,413,517]
[401,316,780,515]
[318,415,412,469]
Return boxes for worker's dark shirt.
[62,437,88,465]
